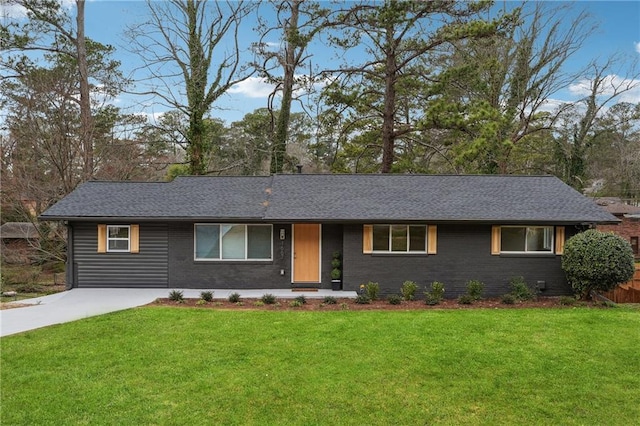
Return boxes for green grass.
[2,307,639,425]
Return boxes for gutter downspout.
[65,222,74,290]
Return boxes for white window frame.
[194,224,273,261]
[372,224,427,253]
[500,226,554,254]
[106,225,130,253]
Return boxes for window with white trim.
[107,225,130,252]
[500,226,553,253]
[372,225,427,253]
[194,224,272,261]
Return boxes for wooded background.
[2,1,639,262]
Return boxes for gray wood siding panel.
[167,223,291,289]
[343,224,575,298]
[72,222,168,287]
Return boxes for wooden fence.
[602,266,640,303]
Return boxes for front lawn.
[2,307,639,425]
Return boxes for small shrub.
[294,295,307,305]
[228,292,241,303]
[289,300,303,308]
[465,280,485,300]
[254,300,265,307]
[200,291,214,302]
[261,293,277,304]
[501,294,516,305]
[29,268,42,284]
[16,284,44,294]
[387,294,402,305]
[168,290,184,302]
[510,276,535,301]
[196,299,207,306]
[340,302,349,310]
[323,296,337,305]
[50,262,66,273]
[400,280,418,301]
[331,268,341,280]
[457,294,474,305]
[424,294,438,305]
[600,300,617,308]
[355,294,371,304]
[558,296,577,306]
[424,281,445,305]
[365,281,379,300]
[2,267,41,286]
[331,251,342,280]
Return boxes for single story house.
[594,197,640,258]
[39,174,618,297]
[0,222,40,264]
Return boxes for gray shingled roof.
[39,174,618,224]
[40,176,271,220]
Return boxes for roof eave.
[38,215,267,222]
[40,214,621,225]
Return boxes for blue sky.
[3,0,640,125]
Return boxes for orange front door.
[293,224,321,283]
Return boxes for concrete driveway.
[0,288,356,337]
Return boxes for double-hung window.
[97,224,139,253]
[499,226,554,253]
[195,224,272,261]
[371,225,427,253]
[107,225,130,252]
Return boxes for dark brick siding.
[167,223,291,289]
[598,216,640,258]
[342,224,579,298]
[70,220,581,295]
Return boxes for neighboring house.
[594,197,640,258]
[39,174,617,297]
[0,222,39,264]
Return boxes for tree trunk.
[380,26,396,174]
[188,112,206,175]
[270,0,300,174]
[76,0,93,180]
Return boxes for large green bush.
[561,230,634,299]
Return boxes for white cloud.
[635,42,640,54]
[536,98,568,114]
[1,0,75,19]
[227,77,275,98]
[133,111,167,125]
[227,74,332,99]
[568,74,640,104]
[0,2,27,19]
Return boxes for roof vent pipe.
[296,164,303,174]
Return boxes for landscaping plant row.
[162,277,590,309]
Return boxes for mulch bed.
[0,302,36,310]
[150,296,603,311]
